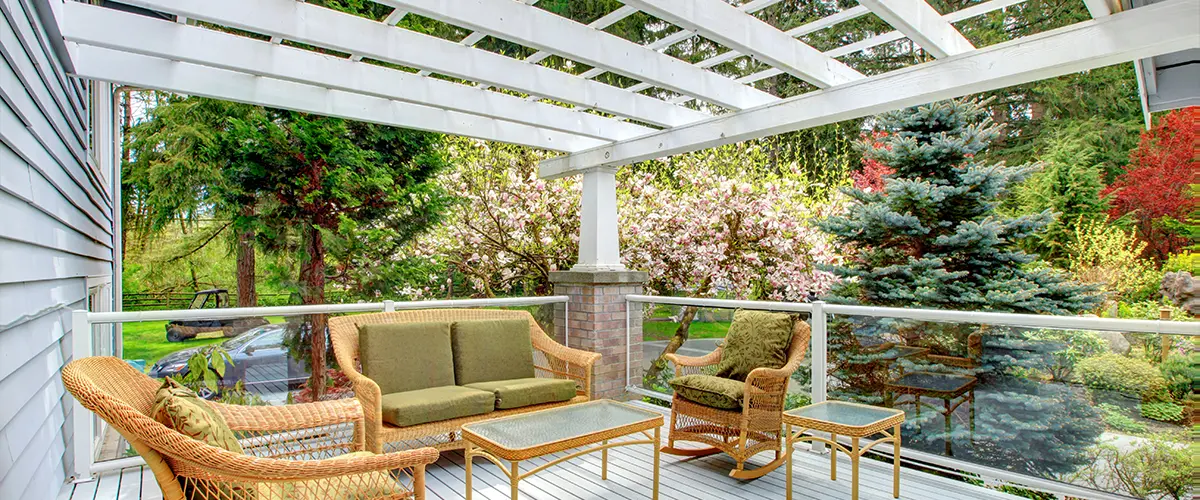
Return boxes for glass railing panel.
[826,314,1195,499]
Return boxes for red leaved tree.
[1102,107,1198,261]
[851,132,893,192]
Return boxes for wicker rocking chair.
[62,356,438,500]
[661,318,811,479]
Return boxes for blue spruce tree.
[819,99,1104,478]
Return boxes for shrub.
[1098,403,1149,433]
[1064,221,1161,302]
[1078,353,1168,399]
[785,393,813,410]
[1069,435,1191,500]
[1159,354,1197,401]
[1024,329,1108,381]
[1140,402,1185,423]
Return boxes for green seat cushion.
[359,321,455,394]
[256,451,404,500]
[151,378,244,453]
[714,310,794,382]
[464,378,577,409]
[669,374,744,410]
[379,386,495,427]
[451,319,535,385]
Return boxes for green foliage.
[1117,301,1192,321]
[1097,403,1148,434]
[1158,354,1196,401]
[1070,435,1192,500]
[784,393,812,410]
[1139,402,1185,423]
[1063,221,1162,302]
[1011,125,1112,263]
[1162,252,1198,274]
[180,346,233,393]
[819,98,1102,315]
[1078,354,1168,399]
[1023,329,1107,381]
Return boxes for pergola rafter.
[44,0,1199,272]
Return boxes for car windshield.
[221,326,274,350]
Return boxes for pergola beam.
[856,0,975,58]
[378,0,777,110]
[114,0,708,128]
[620,0,865,88]
[540,0,1199,178]
[69,44,609,152]
[59,2,652,142]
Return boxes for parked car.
[164,289,268,342]
[149,323,308,394]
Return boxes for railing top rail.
[86,295,569,324]
[625,294,1198,335]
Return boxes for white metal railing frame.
[69,295,569,482]
[625,294,1198,500]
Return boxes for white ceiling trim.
[114,0,708,128]
[377,0,778,110]
[59,2,653,142]
[541,0,1199,177]
[68,44,610,152]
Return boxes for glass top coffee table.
[461,399,664,500]
[783,401,905,500]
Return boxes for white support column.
[70,309,94,482]
[572,167,624,272]
[809,301,828,453]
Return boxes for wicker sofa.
[330,309,601,453]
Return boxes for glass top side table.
[782,401,905,500]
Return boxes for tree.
[1010,122,1112,264]
[1103,107,1198,261]
[124,95,262,306]
[223,110,449,399]
[622,142,841,381]
[818,98,1104,477]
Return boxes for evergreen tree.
[818,99,1104,478]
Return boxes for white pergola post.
[573,167,624,272]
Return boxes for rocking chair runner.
[661,317,812,479]
[62,356,438,500]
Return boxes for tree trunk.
[235,208,257,307]
[644,305,700,385]
[300,224,327,400]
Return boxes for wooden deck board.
[64,402,1023,500]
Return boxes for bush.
[1098,403,1148,433]
[785,393,812,410]
[1078,353,1168,399]
[1069,435,1191,500]
[1159,354,1197,401]
[1024,329,1108,381]
[1140,402,1185,423]
[1064,222,1162,302]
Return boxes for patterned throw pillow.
[713,310,794,382]
[150,378,244,453]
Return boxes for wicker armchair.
[661,319,812,479]
[62,356,438,500]
[329,309,601,453]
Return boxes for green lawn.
[121,316,286,367]
[643,320,730,341]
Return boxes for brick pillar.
[550,270,646,400]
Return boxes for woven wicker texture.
[62,356,437,500]
[662,319,812,478]
[329,309,601,453]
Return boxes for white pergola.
[44,0,1199,272]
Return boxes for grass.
[121,316,286,367]
[643,320,730,341]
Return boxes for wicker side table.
[783,401,905,500]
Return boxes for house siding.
[0,0,115,497]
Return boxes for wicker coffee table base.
[464,427,661,500]
[785,423,900,500]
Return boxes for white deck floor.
[61,402,1021,500]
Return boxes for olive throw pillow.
[713,309,794,382]
[151,378,244,454]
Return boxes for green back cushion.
[714,310,794,381]
[151,378,244,453]
[451,319,535,385]
[359,321,456,394]
[669,374,744,410]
